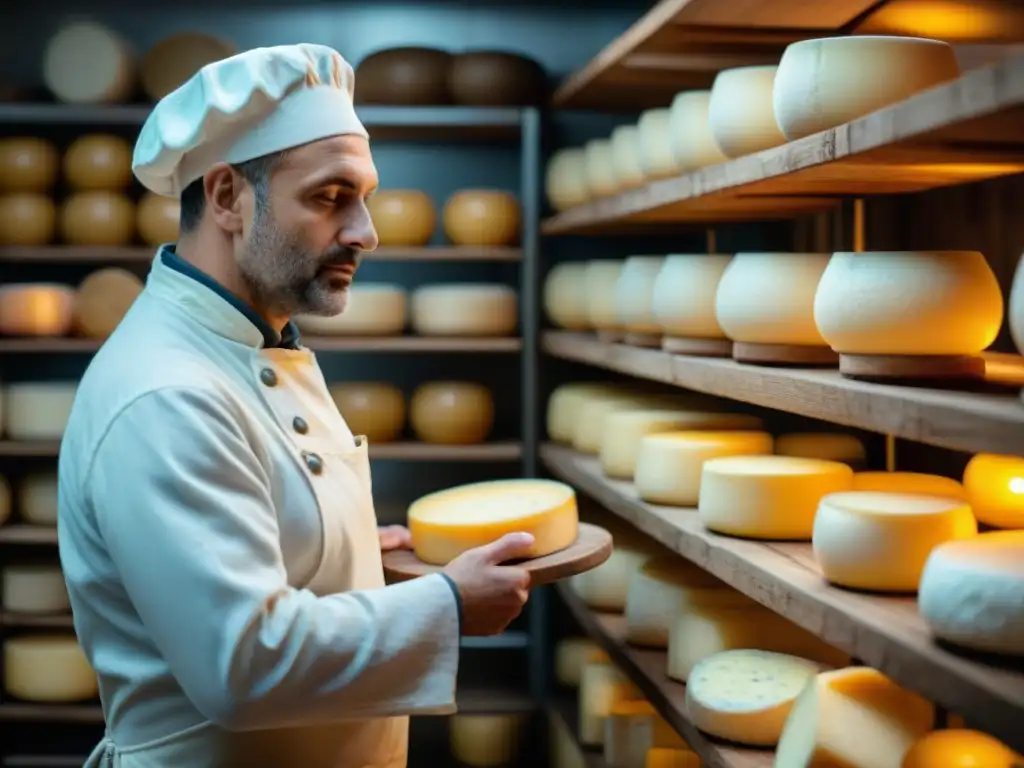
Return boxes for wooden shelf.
[543,331,1024,457]
[542,443,1024,751]
[0,246,523,263]
[556,581,771,768]
[0,526,56,545]
[0,612,73,629]
[544,51,1024,232]
[0,336,523,353]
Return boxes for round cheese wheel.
[0,475,10,527]
[449,714,525,767]
[637,108,681,180]
[584,139,618,198]
[546,383,626,444]
[4,382,77,441]
[0,194,56,246]
[708,66,787,158]
[699,456,854,540]
[60,191,135,246]
[136,192,180,246]
[366,190,436,247]
[407,478,577,564]
[651,254,733,338]
[74,267,145,339]
[63,134,133,191]
[545,148,590,212]
[963,453,1024,529]
[1009,254,1024,357]
[669,90,729,171]
[813,491,977,592]
[442,189,520,247]
[2,565,69,614]
[615,256,666,335]
[18,472,57,525]
[635,430,774,507]
[601,410,764,480]
[918,531,1024,655]
[43,21,136,105]
[902,729,1024,768]
[585,260,626,333]
[328,382,405,443]
[625,555,748,648]
[853,471,964,498]
[409,381,493,444]
[814,251,1002,356]
[141,32,237,101]
[0,283,75,337]
[4,635,99,702]
[715,253,832,347]
[555,637,607,687]
[410,283,517,336]
[569,536,660,613]
[646,748,701,768]
[774,36,960,141]
[610,125,645,190]
[775,433,866,466]
[543,262,590,330]
[294,284,407,335]
[579,660,642,746]
[686,650,830,747]
[0,138,59,193]
[573,393,672,455]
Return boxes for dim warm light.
[963,453,1024,528]
[857,0,1023,42]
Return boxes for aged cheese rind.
[651,254,733,338]
[411,283,517,336]
[708,66,786,158]
[294,284,406,336]
[544,262,591,330]
[4,634,99,702]
[2,565,70,614]
[546,383,625,444]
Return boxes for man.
[57,44,533,768]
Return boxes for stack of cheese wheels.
[573,391,708,456]
[579,657,642,746]
[4,634,100,702]
[699,455,854,540]
[962,453,1024,528]
[294,284,407,336]
[637,108,680,181]
[2,564,70,614]
[604,699,692,766]
[615,256,666,347]
[635,430,774,507]
[584,139,618,199]
[136,192,180,246]
[0,283,76,337]
[585,259,626,341]
[773,36,960,141]
[686,650,833,747]
[667,599,849,683]
[74,267,145,339]
[43,21,136,105]
[918,530,1024,656]
[410,283,517,336]
[569,517,663,612]
[0,137,59,246]
[3,382,78,441]
[554,636,607,687]
[775,432,867,467]
[903,729,1024,767]
[406,478,578,565]
[813,490,977,592]
[141,32,236,101]
[409,381,493,444]
[449,713,525,767]
[651,253,734,356]
[61,134,136,246]
[443,189,519,247]
[624,555,750,648]
[545,147,590,212]
[609,125,645,190]
[669,90,729,171]
[543,262,590,330]
[600,408,763,481]
[775,667,935,766]
[366,190,436,246]
[814,251,1003,378]
[707,66,786,158]
[328,382,405,443]
[18,472,58,525]
[716,252,835,365]
[546,383,628,444]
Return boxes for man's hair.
[178,149,291,233]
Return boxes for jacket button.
[293,416,309,434]
[260,368,278,387]
[303,451,323,475]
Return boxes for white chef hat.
[132,43,368,198]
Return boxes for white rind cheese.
[43,22,136,105]
[615,256,666,336]
[3,382,78,440]
[2,565,70,614]
[544,262,591,330]
[546,383,625,445]
[651,254,734,339]
[294,284,406,336]
[584,139,618,198]
[410,283,517,336]
[708,66,786,158]
[585,260,626,334]
[669,90,729,171]
[610,125,646,190]
[4,634,99,702]
[570,537,661,613]
[637,109,680,180]
[546,148,590,212]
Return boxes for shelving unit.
[0,245,525,263]
[0,336,525,353]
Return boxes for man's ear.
[202,163,248,235]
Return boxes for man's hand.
[443,532,533,636]
[378,525,412,551]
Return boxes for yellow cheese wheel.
[584,139,618,198]
[572,393,673,455]
[543,262,590,330]
[449,714,525,767]
[407,478,577,565]
[294,284,407,335]
[410,283,517,336]
[604,699,689,766]
[708,66,786,158]
[136,192,180,246]
[579,659,642,746]
[328,382,405,443]
[4,382,78,441]
[609,125,645,190]
[963,453,1024,528]
[585,259,626,334]
[635,430,774,507]
[774,36,960,141]
[2,564,70,614]
[546,383,626,444]
[0,283,75,337]
[615,256,665,335]
[409,381,493,444]
[775,432,867,466]
[699,456,854,540]
[4,635,99,702]
[646,747,700,768]
[651,254,733,339]
[43,21,136,105]
[637,108,680,180]
[0,138,59,193]
[853,471,965,498]
[545,147,590,211]
[74,267,145,339]
[814,251,1003,356]
[669,90,728,171]
[18,472,57,526]
[141,32,237,101]
[60,191,135,246]
[442,189,520,247]
[0,194,56,245]
[902,729,1023,767]
[63,134,133,191]
[555,637,608,687]
[366,190,436,247]
[775,667,935,767]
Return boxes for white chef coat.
[57,247,462,768]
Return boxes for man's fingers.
[477,532,535,564]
